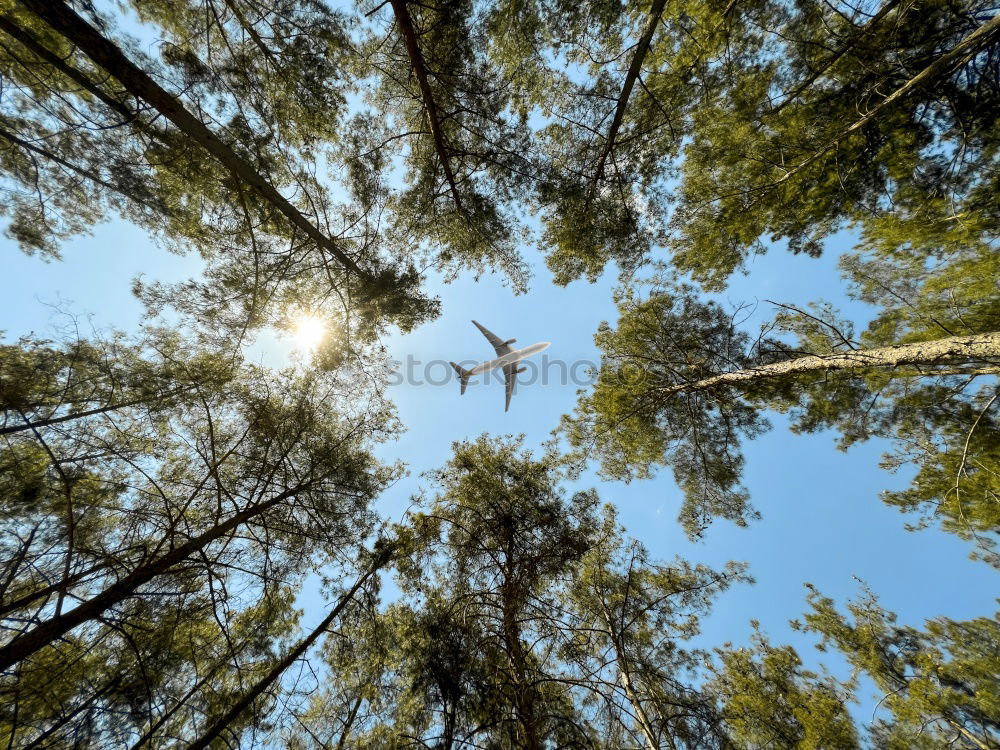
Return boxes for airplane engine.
[516,366,528,373]
[503,338,516,345]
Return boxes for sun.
[292,313,327,351]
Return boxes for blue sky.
[2,213,996,726]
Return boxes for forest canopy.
[0,0,997,747]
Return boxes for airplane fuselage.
[467,341,550,376]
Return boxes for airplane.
[450,321,551,412]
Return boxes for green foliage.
[666,0,1000,290]
[0,0,996,744]
[800,587,1000,749]
[294,436,749,749]
[355,0,534,291]
[518,0,1000,291]
[562,287,768,536]
[563,507,748,747]
[533,0,738,285]
[0,331,399,745]
[709,627,859,749]
[0,0,437,342]
[397,434,603,747]
[566,246,999,554]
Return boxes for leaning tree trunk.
[185,550,393,750]
[654,331,1000,397]
[0,482,311,671]
[591,0,668,186]
[387,0,463,210]
[0,14,149,128]
[13,0,368,281]
[944,716,994,750]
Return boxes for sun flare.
[292,313,327,351]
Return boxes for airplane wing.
[503,364,516,412]
[472,320,512,357]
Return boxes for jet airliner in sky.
[450,321,551,412]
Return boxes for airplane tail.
[449,362,472,395]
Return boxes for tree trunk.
[654,331,1000,397]
[0,13,143,126]
[944,716,994,750]
[334,693,365,750]
[591,0,668,186]
[618,665,663,750]
[14,0,368,282]
[600,606,661,750]
[0,483,310,671]
[185,551,392,750]
[387,0,463,210]
[500,581,542,750]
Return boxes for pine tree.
[292,435,749,749]
[526,0,1000,291]
[0,331,398,745]
[353,0,535,290]
[528,0,742,285]
[394,435,602,748]
[561,508,747,748]
[669,0,1000,289]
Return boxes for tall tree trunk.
[387,0,463,210]
[185,550,393,750]
[13,0,369,282]
[0,482,311,671]
[591,0,668,186]
[618,664,663,750]
[653,331,1000,397]
[944,716,993,750]
[334,693,365,750]
[0,14,144,126]
[500,581,542,750]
